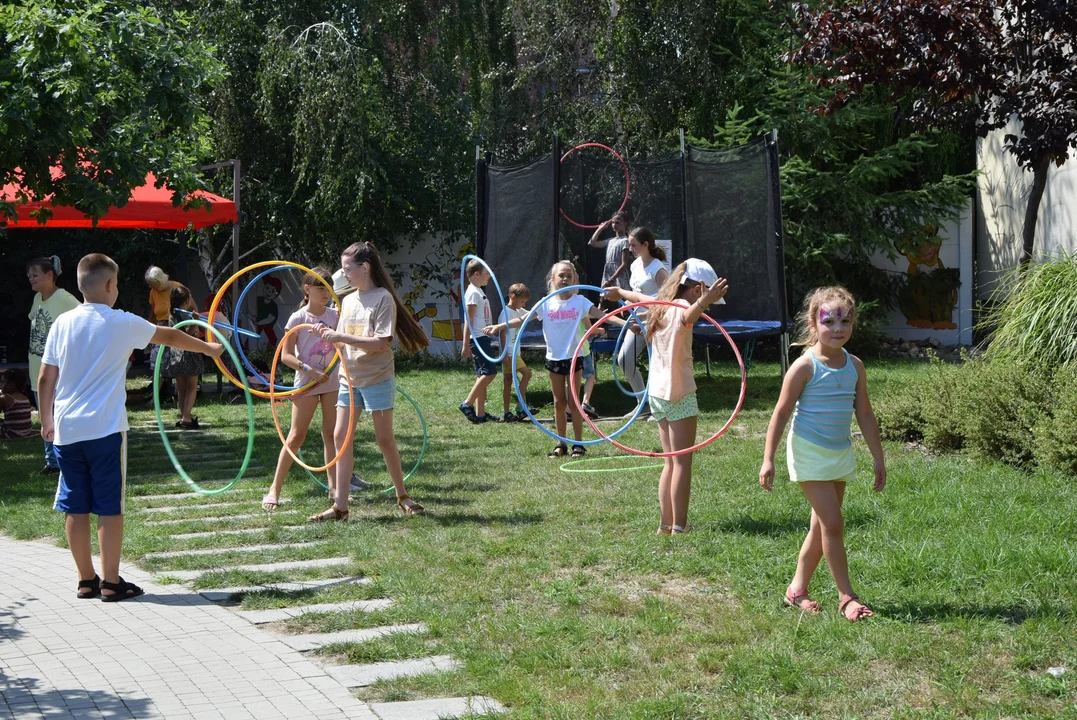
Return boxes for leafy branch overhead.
[788,0,1077,262]
[0,1,225,223]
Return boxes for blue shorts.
[471,337,498,377]
[53,432,127,516]
[581,353,595,380]
[337,377,396,412]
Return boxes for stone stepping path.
[161,555,350,581]
[129,465,266,480]
[145,510,297,526]
[199,576,371,602]
[132,489,260,503]
[236,599,394,625]
[169,525,305,540]
[328,655,461,687]
[127,450,234,459]
[278,624,425,652]
[139,499,286,513]
[370,697,505,720]
[144,540,323,560]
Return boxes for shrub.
[875,379,926,443]
[917,355,967,453]
[984,253,1077,371]
[952,361,1050,467]
[1033,367,1077,475]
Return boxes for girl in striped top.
[0,369,34,439]
[759,287,887,622]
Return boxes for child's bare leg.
[583,374,596,406]
[798,481,865,611]
[267,396,317,501]
[371,409,421,512]
[97,514,124,587]
[570,370,584,441]
[65,513,97,590]
[183,375,198,421]
[473,374,496,417]
[668,416,697,527]
[656,421,674,528]
[550,373,568,440]
[519,366,532,405]
[319,393,337,496]
[502,363,513,414]
[331,406,359,512]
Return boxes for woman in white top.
[618,227,668,417]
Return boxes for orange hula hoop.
[208,260,342,399]
[269,323,356,473]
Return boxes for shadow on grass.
[876,601,1070,625]
[715,509,878,536]
[365,511,545,527]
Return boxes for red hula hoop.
[569,299,747,458]
[559,143,631,229]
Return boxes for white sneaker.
[349,474,373,492]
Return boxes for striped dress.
[0,398,33,439]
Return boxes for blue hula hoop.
[511,283,647,447]
[459,254,509,364]
[232,265,340,391]
[610,305,651,399]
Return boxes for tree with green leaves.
[789,0,1077,266]
[0,0,225,223]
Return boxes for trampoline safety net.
[478,133,787,334]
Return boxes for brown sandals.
[308,505,349,523]
[397,494,425,515]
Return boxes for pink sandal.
[839,593,873,621]
[783,588,819,613]
[261,493,280,511]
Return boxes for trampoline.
[475,131,790,375]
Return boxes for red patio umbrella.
[1,172,237,230]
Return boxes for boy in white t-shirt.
[459,259,498,423]
[38,254,224,602]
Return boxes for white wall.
[976,116,1077,298]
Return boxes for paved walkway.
[0,535,378,720]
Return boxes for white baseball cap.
[332,268,354,296]
[681,258,725,303]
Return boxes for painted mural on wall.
[896,224,960,330]
[388,237,474,354]
[870,200,974,346]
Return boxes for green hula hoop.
[154,319,255,495]
[285,386,426,493]
[560,456,665,474]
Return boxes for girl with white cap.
[604,258,728,535]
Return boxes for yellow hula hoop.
[208,260,342,399]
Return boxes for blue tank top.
[791,348,857,451]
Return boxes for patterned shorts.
[648,392,699,423]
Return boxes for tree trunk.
[1020,156,1050,269]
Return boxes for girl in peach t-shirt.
[604,258,728,536]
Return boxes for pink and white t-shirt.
[285,306,341,395]
[541,293,594,361]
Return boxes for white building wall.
[976,116,1077,298]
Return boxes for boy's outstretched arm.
[151,327,225,359]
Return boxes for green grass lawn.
[2,357,1075,718]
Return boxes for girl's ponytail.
[341,243,430,354]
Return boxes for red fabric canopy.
[1,172,237,230]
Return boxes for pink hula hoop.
[569,299,747,458]
[559,143,631,229]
